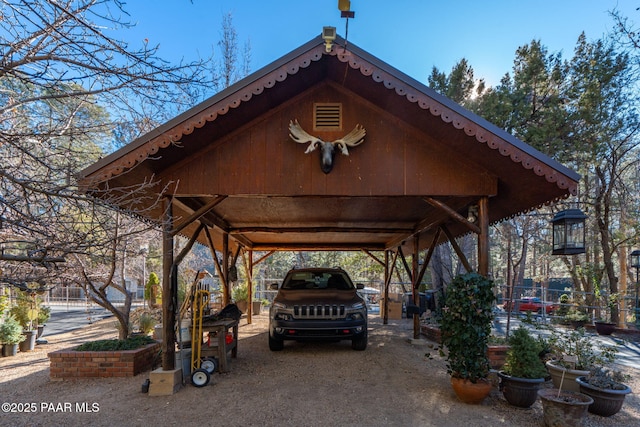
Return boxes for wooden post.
[223,232,229,305]
[161,197,175,370]
[478,196,490,277]
[247,249,253,325]
[413,236,420,339]
[383,250,389,325]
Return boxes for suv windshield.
[282,271,354,290]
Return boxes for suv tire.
[351,332,368,351]
[269,333,284,351]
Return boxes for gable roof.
[80,35,579,253]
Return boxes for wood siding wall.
[162,84,497,198]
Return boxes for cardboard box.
[380,298,403,319]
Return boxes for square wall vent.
[313,103,342,131]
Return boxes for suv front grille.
[293,304,346,319]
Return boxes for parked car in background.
[503,297,557,314]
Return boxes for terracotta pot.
[538,389,593,427]
[236,300,248,314]
[498,371,545,408]
[546,360,589,393]
[450,376,492,404]
[576,376,632,417]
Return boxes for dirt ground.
[1,314,639,427]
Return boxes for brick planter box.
[420,324,442,343]
[48,341,161,380]
[487,345,510,369]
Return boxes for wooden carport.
[79,35,579,373]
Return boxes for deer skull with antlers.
[288,119,366,174]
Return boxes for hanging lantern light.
[551,209,587,255]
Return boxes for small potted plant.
[593,292,617,335]
[498,326,548,408]
[9,292,38,351]
[138,312,156,335]
[545,327,617,392]
[231,282,249,313]
[576,367,632,417]
[563,308,589,329]
[0,315,26,356]
[440,273,495,404]
[36,305,51,338]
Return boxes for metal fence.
[496,283,639,327]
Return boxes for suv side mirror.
[269,283,279,290]
[356,283,364,290]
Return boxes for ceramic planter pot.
[18,330,37,352]
[2,343,19,357]
[498,371,545,408]
[450,377,492,404]
[593,321,616,336]
[546,360,589,393]
[538,389,593,427]
[576,376,632,417]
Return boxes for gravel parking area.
[1,314,638,426]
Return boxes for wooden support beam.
[170,195,227,236]
[382,249,399,325]
[440,224,473,273]
[478,196,490,277]
[412,236,420,339]
[223,233,229,305]
[172,197,230,232]
[204,226,228,297]
[161,197,176,371]
[415,228,441,287]
[253,250,275,266]
[173,223,205,266]
[398,247,412,282]
[242,249,254,324]
[362,249,384,266]
[423,196,481,234]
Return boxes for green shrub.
[440,273,495,382]
[503,326,547,379]
[76,335,155,351]
[37,306,51,325]
[138,312,156,335]
[0,315,26,344]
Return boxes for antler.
[334,124,366,155]
[289,120,323,153]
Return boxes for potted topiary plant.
[593,292,617,336]
[440,272,495,404]
[498,326,548,408]
[9,292,38,352]
[0,315,26,356]
[36,305,51,338]
[545,327,618,392]
[563,308,589,329]
[231,282,249,313]
[576,367,632,417]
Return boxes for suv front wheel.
[269,333,284,351]
[351,331,368,351]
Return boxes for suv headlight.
[352,302,365,310]
[349,312,364,320]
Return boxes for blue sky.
[122,1,638,87]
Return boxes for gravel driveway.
[1,314,638,426]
